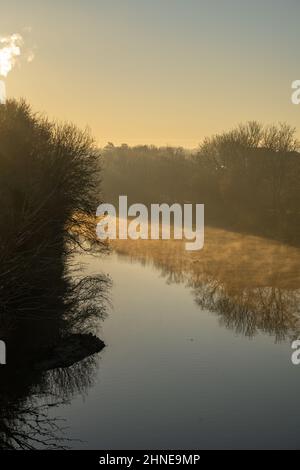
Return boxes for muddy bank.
[33,334,105,371]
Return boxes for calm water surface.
[47,230,300,449]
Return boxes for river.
[44,227,300,449]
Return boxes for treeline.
[0,100,109,449]
[102,122,300,245]
[0,100,104,323]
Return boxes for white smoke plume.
[0,81,5,104]
[0,33,23,77]
[0,32,34,104]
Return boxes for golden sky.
[2,0,300,148]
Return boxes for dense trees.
[102,122,300,244]
[0,100,102,256]
[0,100,110,448]
[0,99,104,320]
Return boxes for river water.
[46,228,300,449]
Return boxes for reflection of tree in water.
[0,356,99,449]
[112,229,300,341]
[0,261,110,449]
[193,281,300,341]
[0,396,67,450]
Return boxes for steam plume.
[0,33,33,104]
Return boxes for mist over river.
[43,229,300,449]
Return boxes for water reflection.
[0,255,110,449]
[112,227,300,341]
[0,356,99,449]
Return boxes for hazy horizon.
[2,0,300,147]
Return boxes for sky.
[1,0,300,147]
